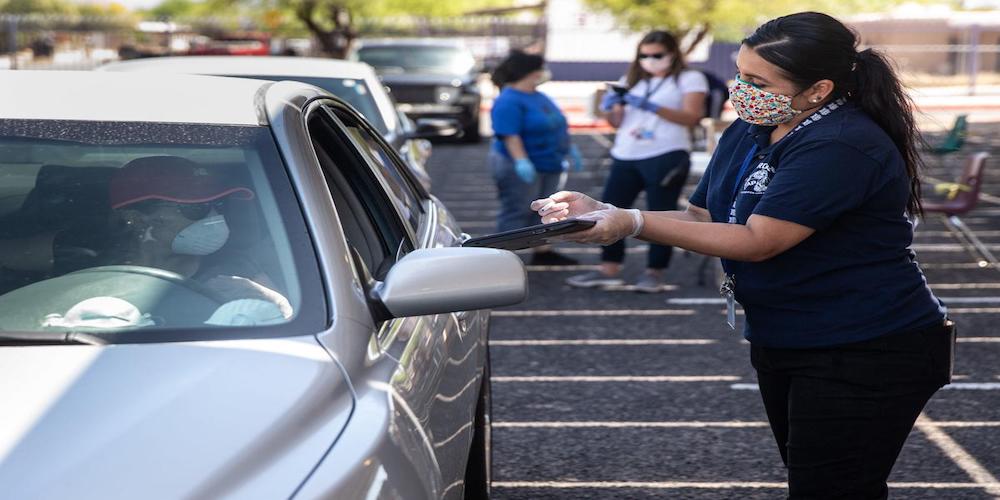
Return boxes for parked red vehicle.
[187,34,270,56]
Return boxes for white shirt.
[610,70,709,161]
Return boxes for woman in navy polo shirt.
[489,50,582,265]
[531,12,953,499]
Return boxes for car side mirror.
[405,118,462,140]
[372,247,527,319]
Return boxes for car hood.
[0,336,353,500]
[378,72,474,87]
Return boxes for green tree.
[0,0,75,15]
[583,0,938,51]
[192,0,513,58]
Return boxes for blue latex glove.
[514,158,536,183]
[568,144,584,172]
[599,91,625,112]
[624,94,661,113]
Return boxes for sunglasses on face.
[134,200,223,221]
[638,53,668,60]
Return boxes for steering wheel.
[70,265,226,305]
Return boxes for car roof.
[99,56,375,80]
[0,70,269,125]
[355,38,467,49]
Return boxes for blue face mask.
[171,214,229,256]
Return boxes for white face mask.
[639,56,672,75]
[171,214,229,256]
[537,68,552,85]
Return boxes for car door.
[306,100,485,498]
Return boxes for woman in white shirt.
[568,30,707,292]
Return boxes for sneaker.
[633,272,666,293]
[530,251,579,266]
[566,271,625,288]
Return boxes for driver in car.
[104,155,292,326]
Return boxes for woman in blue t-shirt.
[530,12,953,499]
[489,50,581,265]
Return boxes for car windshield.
[238,75,388,134]
[356,46,475,75]
[0,120,324,344]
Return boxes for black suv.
[352,39,483,142]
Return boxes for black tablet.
[462,219,596,251]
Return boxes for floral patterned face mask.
[728,76,803,126]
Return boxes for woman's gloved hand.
[560,207,645,245]
[530,190,612,223]
[514,158,536,183]
[568,144,584,172]
[624,94,661,114]
[599,91,625,112]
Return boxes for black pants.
[751,322,953,500]
[601,150,689,269]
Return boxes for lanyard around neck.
[729,143,760,213]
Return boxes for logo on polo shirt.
[741,162,775,194]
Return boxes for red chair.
[923,152,993,267]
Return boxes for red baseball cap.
[110,156,255,209]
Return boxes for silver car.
[0,70,526,499]
[98,56,455,191]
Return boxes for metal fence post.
[969,24,980,96]
[6,16,17,70]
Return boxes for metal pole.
[968,24,980,96]
[6,16,17,70]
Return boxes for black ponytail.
[491,50,545,88]
[853,48,925,215]
[744,12,925,216]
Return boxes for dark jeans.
[490,151,565,233]
[601,150,689,269]
[750,321,953,500]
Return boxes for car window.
[327,107,424,233]
[0,120,324,343]
[307,109,414,280]
[238,75,389,135]
[355,46,475,75]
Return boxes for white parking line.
[922,262,995,269]
[732,382,1000,390]
[493,375,740,383]
[492,309,696,317]
[959,337,1000,342]
[950,307,1000,313]
[489,339,717,346]
[493,420,1000,429]
[669,297,1000,305]
[917,413,1000,496]
[494,421,769,429]
[492,480,1000,490]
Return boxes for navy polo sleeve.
[490,94,523,138]
[688,167,710,209]
[752,140,880,230]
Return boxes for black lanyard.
[729,143,760,221]
[640,77,669,108]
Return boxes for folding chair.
[922,152,993,268]
[928,114,968,156]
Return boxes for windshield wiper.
[0,331,108,346]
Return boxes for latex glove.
[514,158,536,183]
[624,94,661,113]
[599,91,625,112]
[530,190,612,224]
[558,207,644,245]
[568,144,584,172]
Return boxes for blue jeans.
[601,150,690,269]
[490,151,565,233]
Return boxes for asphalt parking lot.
[425,129,1000,499]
